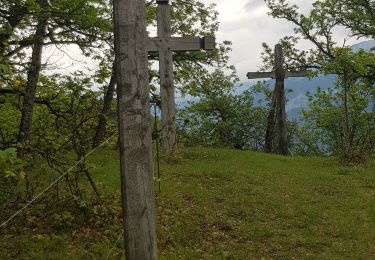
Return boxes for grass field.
[1,147,375,259]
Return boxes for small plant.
[0,148,24,178]
[0,148,24,215]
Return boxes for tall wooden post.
[113,0,157,258]
[157,0,176,153]
[274,44,289,155]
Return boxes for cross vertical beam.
[150,0,215,154]
[157,0,176,154]
[113,0,157,258]
[274,44,288,155]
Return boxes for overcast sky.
[205,0,363,81]
[43,0,365,82]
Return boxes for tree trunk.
[17,0,48,149]
[264,87,277,153]
[113,0,157,258]
[92,62,117,148]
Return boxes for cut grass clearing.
[1,147,374,259]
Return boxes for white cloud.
[41,0,366,83]
[206,0,362,81]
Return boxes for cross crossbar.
[148,36,215,52]
[247,70,311,80]
[247,71,274,79]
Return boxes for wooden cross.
[148,0,215,153]
[247,44,311,155]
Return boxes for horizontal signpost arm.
[286,70,312,78]
[247,71,275,79]
[148,36,215,52]
[202,36,215,50]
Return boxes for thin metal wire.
[154,104,161,193]
[105,231,124,260]
[0,132,118,229]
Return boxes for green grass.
[1,147,375,259]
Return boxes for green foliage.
[179,70,267,150]
[1,148,375,258]
[0,98,20,147]
[0,148,23,178]
[263,0,375,163]
[302,49,375,163]
[316,0,375,39]
[0,147,24,218]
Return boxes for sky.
[43,0,365,82]
[205,0,363,81]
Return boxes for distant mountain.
[286,40,374,120]
[237,74,337,120]
[351,40,375,52]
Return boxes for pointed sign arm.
[247,71,275,79]
[286,70,312,78]
[148,36,215,52]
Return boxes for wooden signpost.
[113,0,157,258]
[148,0,215,153]
[247,44,311,155]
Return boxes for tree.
[303,49,375,162]
[1,0,112,152]
[18,0,49,150]
[179,69,268,150]
[264,0,375,163]
[92,0,232,147]
[322,0,375,39]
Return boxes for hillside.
[1,148,374,259]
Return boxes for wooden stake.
[113,0,157,258]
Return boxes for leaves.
[0,148,24,178]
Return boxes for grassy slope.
[1,147,375,259]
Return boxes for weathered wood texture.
[264,87,277,153]
[113,0,157,258]
[247,70,310,80]
[148,36,215,52]
[157,2,176,153]
[151,0,215,153]
[247,71,275,79]
[274,44,289,155]
[247,44,311,155]
[286,71,311,78]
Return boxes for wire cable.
[153,104,161,193]
[105,231,124,260]
[0,132,118,229]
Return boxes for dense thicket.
[0,0,231,218]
